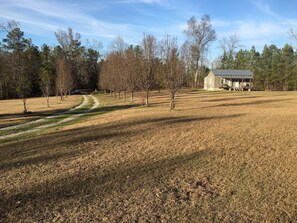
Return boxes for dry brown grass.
[0,95,82,128]
[0,90,297,222]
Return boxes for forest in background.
[1,15,297,109]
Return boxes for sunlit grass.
[0,90,296,222]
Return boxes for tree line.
[216,34,297,91]
[2,16,297,112]
[100,35,186,110]
[0,15,217,111]
[0,21,100,112]
[100,15,217,109]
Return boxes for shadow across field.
[202,98,293,109]
[201,95,263,102]
[0,113,244,171]
[84,103,140,117]
[0,148,211,221]
[48,103,141,117]
[0,108,75,129]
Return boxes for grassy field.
[0,91,297,222]
[0,95,82,128]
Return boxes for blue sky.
[1,0,297,63]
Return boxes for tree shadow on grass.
[201,98,293,109]
[0,108,73,119]
[0,108,78,129]
[0,113,244,172]
[201,95,263,102]
[64,103,141,117]
[1,149,211,221]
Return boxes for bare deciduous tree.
[0,20,18,33]
[99,52,122,97]
[110,36,128,53]
[54,27,81,60]
[219,34,241,53]
[125,45,142,103]
[184,15,216,89]
[289,29,297,42]
[55,57,72,101]
[55,27,82,89]
[219,34,242,68]
[138,34,157,106]
[100,42,141,103]
[160,35,185,110]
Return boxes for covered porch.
[220,78,253,91]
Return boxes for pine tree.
[3,27,30,112]
[282,44,295,90]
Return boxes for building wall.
[204,70,254,91]
[204,71,221,91]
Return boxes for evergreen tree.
[281,44,295,90]
[234,49,248,69]
[39,44,55,106]
[259,45,272,90]
[3,27,30,112]
[270,47,282,90]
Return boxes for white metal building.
[204,69,253,91]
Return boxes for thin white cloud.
[0,0,295,61]
[236,20,286,39]
[0,0,145,46]
[212,18,292,57]
[252,0,281,19]
[0,0,183,48]
[251,0,297,28]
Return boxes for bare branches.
[184,15,216,53]
[184,15,216,89]
[219,34,243,56]
[160,35,185,110]
[110,36,128,54]
[289,29,297,41]
[138,34,157,106]
[125,45,142,103]
[55,57,72,100]
[0,20,19,33]
[218,34,243,69]
[54,27,82,61]
[160,34,178,61]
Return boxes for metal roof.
[211,69,253,79]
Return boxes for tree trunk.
[131,91,134,103]
[194,71,198,90]
[6,87,9,100]
[46,96,50,107]
[0,82,2,100]
[23,96,27,113]
[145,90,149,107]
[170,93,175,111]
[123,90,126,101]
